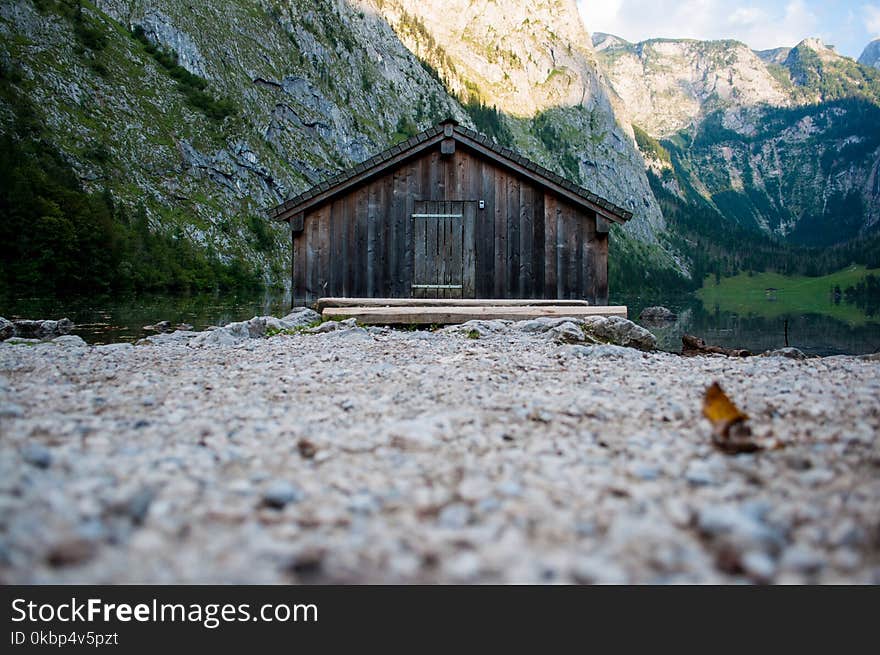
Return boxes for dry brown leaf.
[703,382,749,425]
[702,382,762,455]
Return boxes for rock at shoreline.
[682,335,751,357]
[306,317,357,333]
[582,316,657,351]
[140,331,200,346]
[2,318,74,341]
[278,307,321,329]
[549,321,590,344]
[440,320,507,339]
[0,317,13,341]
[190,317,267,346]
[513,317,582,333]
[639,306,677,323]
[143,321,173,333]
[444,315,656,350]
[766,347,807,360]
[191,309,323,346]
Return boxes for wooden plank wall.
[292,145,609,306]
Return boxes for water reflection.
[616,294,880,356]
[0,292,292,345]
[1,292,878,355]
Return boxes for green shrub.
[632,124,671,163]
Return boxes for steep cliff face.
[595,35,880,246]
[373,0,666,243]
[668,101,880,245]
[860,39,880,69]
[1,0,467,284]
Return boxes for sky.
[577,1,880,59]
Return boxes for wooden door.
[412,201,475,298]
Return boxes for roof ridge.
[268,121,633,222]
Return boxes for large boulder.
[443,319,512,338]
[548,321,591,344]
[190,317,267,346]
[0,318,13,341]
[581,316,656,351]
[140,330,200,346]
[765,347,807,360]
[188,310,320,347]
[513,317,583,333]
[269,307,321,331]
[11,318,74,340]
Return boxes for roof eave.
[451,127,632,224]
[266,123,633,225]
[269,130,446,222]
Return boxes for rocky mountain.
[4,0,876,299]
[859,39,880,69]
[1,0,675,298]
[1,0,472,287]
[592,33,790,138]
[594,34,880,246]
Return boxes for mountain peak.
[858,38,880,68]
[591,32,630,52]
[795,37,840,58]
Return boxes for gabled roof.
[267,120,634,224]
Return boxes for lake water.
[1,292,878,356]
[617,294,880,356]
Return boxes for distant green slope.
[697,265,880,325]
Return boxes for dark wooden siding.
[291,144,608,306]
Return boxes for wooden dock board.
[321,305,628,325]
[316,297,591,311]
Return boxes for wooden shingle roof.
[267,120,634,224]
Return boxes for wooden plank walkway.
[321,305,628,325]
[316,297,591,311]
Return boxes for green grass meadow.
[697,265,880,325]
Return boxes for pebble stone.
[0,318,877,583]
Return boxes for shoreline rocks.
[0,317,74,341]
[0,318,13,341]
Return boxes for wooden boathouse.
[267,119,633,307]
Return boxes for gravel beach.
[1,317,878,584]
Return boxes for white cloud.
[577,0,624,30]
[576,0,820,50]
[728,7,770,27]
[865,4,880,36]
